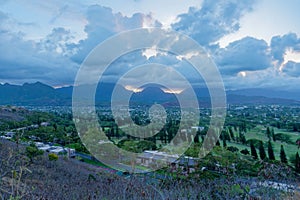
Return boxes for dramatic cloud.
[1,1,300,91]
[282,61,300,77]
[0,12,78,86]
[271,33,300,65]
[72,5,161,63]
[214,37,271,75]
[38,27,75,56]
[172,0,256,46]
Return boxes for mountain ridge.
[0,82,299,106]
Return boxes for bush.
[26,145,44,162]
[48,153,58,161]
[227,146,239,152]
[240,148,250,155]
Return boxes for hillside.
[1,139,299,199]
[0,106,30,122]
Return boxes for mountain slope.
[227,88,300,101]
[0,82,299,106]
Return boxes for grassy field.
[228,126,300,161]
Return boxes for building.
[137,150,198,173]
[35,142,76,157]
[2,132,16,139]
[191,126,205,132]
[40,122,50,127]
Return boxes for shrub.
[227,146,239,153]
[48,153,58,161]
[240,149,250,155]
[25,145,44,162]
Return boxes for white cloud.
[215,37,271,75]
[0,12,78,86]
[271,33,300,65]
[1,1,300,91]
[72,5,161,63]
[172,0,257,46]
[282,61,300,77]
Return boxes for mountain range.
[0,82,299,106]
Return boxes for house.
[191,126,205,132]
[29,124,39,129]
[38,145,52,151]
[0,135,11,140]
[29,135,40,141]
[137,150,179,167]
[66,148,76,157]
[36,142,76,157]
[3,132,16,139]
[34,142,44,147]
[40,122,50,127]
[16,127,26,131]
[137,150,198,173]
[49,147,66,154]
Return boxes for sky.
[0,0,300,91]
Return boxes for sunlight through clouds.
[0,0,300,90]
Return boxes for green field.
[228,125,300,161]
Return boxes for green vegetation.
[25,144,44,163]
[280,145,288,163]
[48,153,58,161]
[295,152,300,173]
[1,104,300,199]
[267,140,275,160]
[250,141,258,160]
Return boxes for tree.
[216,140,220,146]
[296,138,300,149]
[227,146,239,153]
[228,127,235,141]
[240,148,250,155]
[122,141,139,153]
[280,145,288,164]
[258,141,267,160]
[223,138,227,148]
[295,152,300,173]
[137,140,157,151]
[53,123,58,132]
[267,140,275,160]
[250,141,258,160]
[194,133,200,143]
[266,127,271,139]
[272,130,276,142]
[239,133,246,144]
[25,144,44,163]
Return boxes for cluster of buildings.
[34,142,76,157]
[0,122,50,140]
[0,131,16,139]
[0,125,76,158]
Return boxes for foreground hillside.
[0,139,161,199]
[1,105,300,199]
[1,139,300,200]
